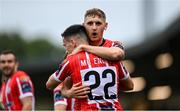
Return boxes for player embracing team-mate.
[46,24,133,110]
[48,8,134,111]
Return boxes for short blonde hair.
[84,8,106,21]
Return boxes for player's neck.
[77,41,89,46]
[3,69,17,82]
[90,39,103,46]
[2,74,11,82]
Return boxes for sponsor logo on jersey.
[21,82,32,93]
[54,91,64,102]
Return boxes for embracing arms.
[71,45,125,61]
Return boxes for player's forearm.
[61,82,90,99]
[120,77,134,91]
[54,104,67,111]
[46,75,59,90]
[82,45,125,61]
[22,103,32,111]
[21,96,33,111]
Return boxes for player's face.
[83,15,107,46]
[0,54,17,77]
[63,38,75,54]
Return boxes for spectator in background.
[0,50,35,110]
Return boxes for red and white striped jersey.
[53,51,129,110]
[0,71,35,110]
[100,39,124,50]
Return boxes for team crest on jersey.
[19,76,29,82]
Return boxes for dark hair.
[84,8,106,21]
[61,24,89,40]
[0,50,17,61]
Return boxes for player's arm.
[17,74,34,110]
[55,104,67,111]
[120,76,134,91]
[54,86,67,111]
[46,60,70,90]
[61,82,90,99]
[71,44,125,61]
[21,96,33,111]
[61,77,90,99]
[119,62,134,91]
[46,74,60,90]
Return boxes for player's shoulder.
[15,71,28,77]
[14,71,30,81]
[102,39,114,47]
[104,38,112,42]
[105,39,122,44]
[104,38,124,50]
[67,51,86,60]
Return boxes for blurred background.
[0,0,180,110]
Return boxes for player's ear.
[71,39,76,47]
[15,62,19,71]
[104,22,108,30]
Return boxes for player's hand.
[69,45,84,55]
[61,82,90,99]
[63,76,73,89]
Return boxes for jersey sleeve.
[16,74,34,99]
[53,60,71,82]
[119,62,129,80]
[112,40,124,50]
[53,88,67,106]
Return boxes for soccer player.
[70,8,125,61]
[61,7,130,104]
[46,24,133,110]
[0,50,35,110]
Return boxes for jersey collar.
[99,38,106,46]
